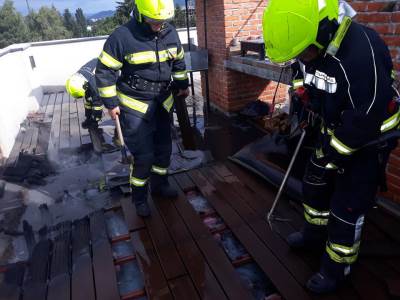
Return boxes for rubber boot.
[151,174,177,198]
[81,118,98,129]
[132,185,150,217]
[306,271,337,294]
[287,223,327,250]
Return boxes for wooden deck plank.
[69,95,81,148]
[120,196,145,232]
[169,276,200,300]
[367,207,400,244]
[28,94,49,154]
[155,179,228,300]
[174,172,196,192]
[171,176,252,300]
[188,169,312,300]
[5,128,24,167]
[22,240,51,300]
[49,92,63,152]
[205,166,354,300]
[47,227,71,300]
[0,265,25,300]
[60,92,70,149]
[71,218,95,300]
[226,162,385,300]
[90,211,120,300]
[36,93,56,155]
[146,196,187,280]
[130,229,173,300]
[76,99,90,145]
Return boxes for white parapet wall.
[0,27,198,159]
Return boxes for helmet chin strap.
[316,17,339,50]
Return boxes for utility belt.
[122,75,171,93]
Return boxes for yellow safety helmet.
[262,0,339,63]
[135,0,175,22]
[65,73,87,98]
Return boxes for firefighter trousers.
[120,102,172,204]
[302,147,383,279]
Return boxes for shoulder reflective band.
[117,92,149,114]
[162,94,174,112]
[330,135,356,155]
[381,108,400,133]
[151,165,168,175]
[327,16,352,56]
[98,85,117,98]
[292,79,304,88]
[176,48,185,60]
[172,70,188,81]
[99,51,123,70]
[130,176,148,187]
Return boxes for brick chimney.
[195,0,288,113]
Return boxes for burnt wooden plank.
[174,172,196,192]
[60,92,70,149]
[188,169,311,300]
[71,217,95,300]
[76,99,91,145]
[120,196,145,232]
[20,120,34,154]
[27,94,49,154]
[22,240,52,300]
[0,264,25,300]
[169,276,200,300]
[146,196,187,279]
[170,176,252,300]
[130,229,173,300]
[47,225,71,300]
[157,178,228,300]
[90,210,120,300]
[49,92,63,152]
[69,95,81,148]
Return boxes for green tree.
[0,0,29,48]
[115,0,134,25]
[63,8,78,36]
[26,6,72,42]
[92,16,119,36]
[75,8,88,37]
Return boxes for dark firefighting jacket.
[77,58,104,111]
[95,17,189,118]
[291,18,398,164]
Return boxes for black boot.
[287,224,327,250]
[151,174,177,198]
[132,185,150,217]
[81,118,98,129]
[306,271,338,294]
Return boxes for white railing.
[0,28,198,158]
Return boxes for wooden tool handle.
[114,115,125,147]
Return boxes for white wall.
[0,28,198,158]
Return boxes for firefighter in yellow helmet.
[95,0,189,217]
[263,0,399,294]
[66,59,104,129]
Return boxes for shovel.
[114,115,130,164]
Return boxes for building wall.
[196,0,400,204]
[347,0,400,204]
[195,0,288,112]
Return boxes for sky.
[1,0,187,15]
[0,0,119,15]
